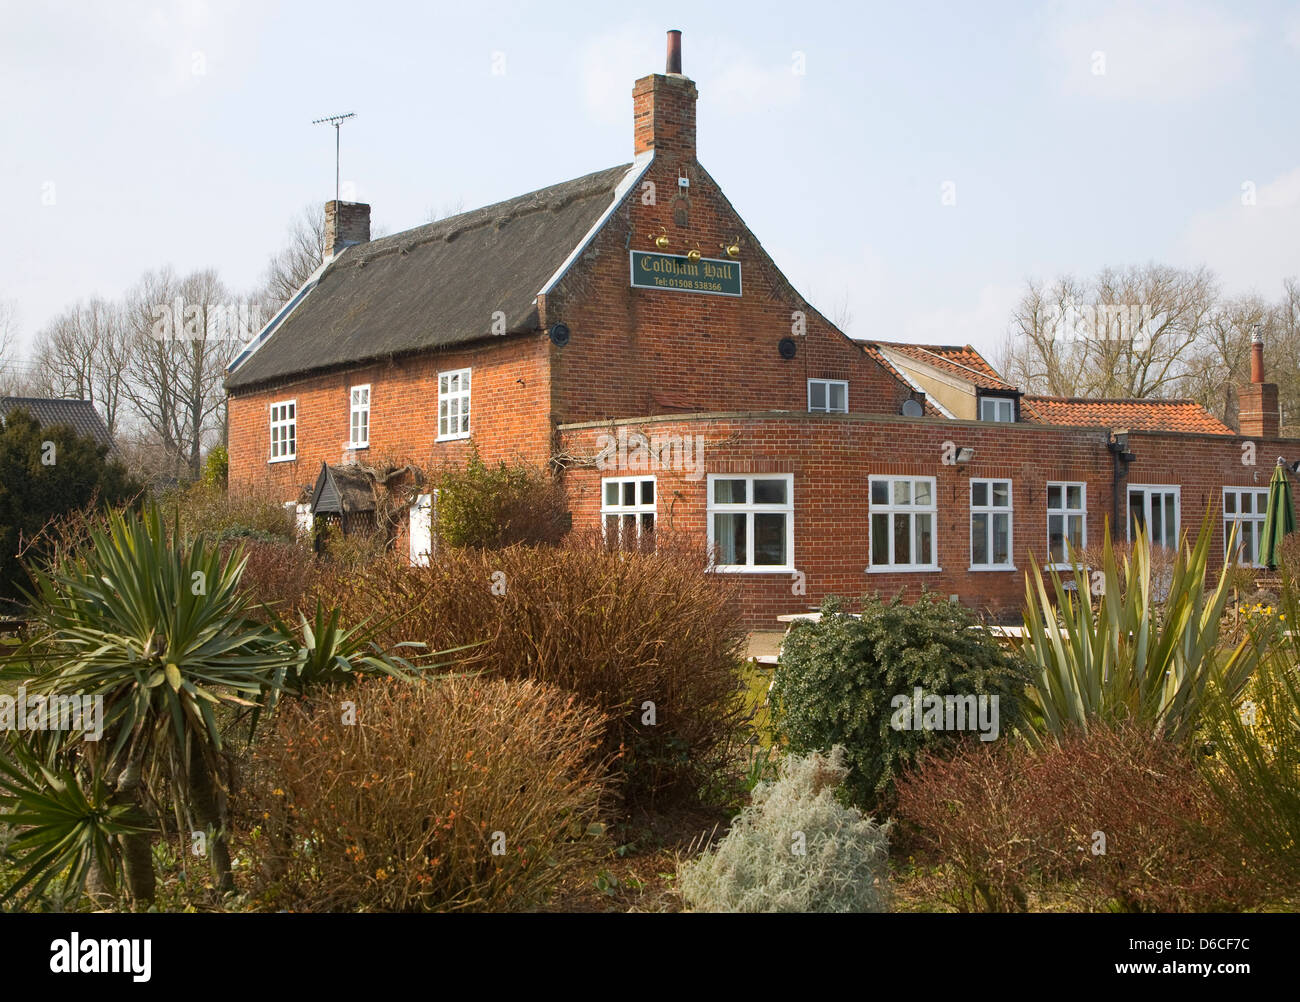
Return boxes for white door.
[409,493,433,566]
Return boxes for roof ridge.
[353,164,631,266]
[1025,395,1199,405]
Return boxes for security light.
[956,447,974,463]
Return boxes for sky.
[2,0,1298,367]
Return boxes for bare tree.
[1000,265,1218,398]
[27,298,131,434]
[0,300,31,396]
[121,268,241,480]
[261,204,327,309]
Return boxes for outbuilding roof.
[0,397,115,451]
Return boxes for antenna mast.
[311,112,356,202]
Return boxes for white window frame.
[979,396,1015,422]
[409,491,436,567]
[1223,486,1269,568]
[349,384,370,448]
[969,478,1015,571]
[437,368,471,441]
[868,475,939,572]
[807,378,849,414]
[1045,481,1087,569]
[706,473,794,574]
[269,400,296,462]
[600,476,657,551]
[1127,484,1181,550]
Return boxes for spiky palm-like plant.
[1020,510,1267,745]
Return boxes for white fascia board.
[536,151,655,300]
[225,255,335,377]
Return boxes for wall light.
[956,447,975,463]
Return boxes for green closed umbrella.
[1259,459,1296,569]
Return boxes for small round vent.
[549,323,571,347]
[778,337,797,360]
[901,398,924,417]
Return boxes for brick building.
[225,30,1299,626]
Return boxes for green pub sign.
[629,250,742,297]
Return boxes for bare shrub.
[305,535,751,809]
[895,723,1275,912]
[239,675,610,912]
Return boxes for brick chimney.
[633,30,697,162]
[1238,326,1280,439]
[324,201,371,262]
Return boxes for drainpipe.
[1108,431,1135,532]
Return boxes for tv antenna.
[312,112,356,202]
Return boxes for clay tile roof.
[860,344,946,417]
[870,341,1017,392]
[1021,396,1233,435]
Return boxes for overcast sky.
[2,0,1298,365]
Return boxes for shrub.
[895,722,1276,912]
[306,539,750,809]
[158,481,295,544]
[1202,574,1300,889]
[1021,511,1266,745]
[0,407,139,602]
[225,538,315,621]
[771,594,1033,810]
[678,747,891,912]
[239,675,610,912]
[432,447,569,549]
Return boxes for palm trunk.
[113,760,156,907]
[188,732,234,894]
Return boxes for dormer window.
[979,396,1016,422]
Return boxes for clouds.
[1179,167,1300,295]
[1045,0,1254,101]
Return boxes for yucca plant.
[1202,569,1300,887]
[0,733,148,910]
[3,505,290,904]
[1019,509,1268,745]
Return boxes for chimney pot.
[1251,327,1265,384]
[666,29,682,74]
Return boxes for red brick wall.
[227,335,552,501]
[539,150,915,427]
[558,413,1300,628]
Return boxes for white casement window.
[869,476,937,571]
[1128,485,1180,550]
[1224,487,1269,567]
[409,492,435,567]
[707,474,794,573]
[269,400,296,461]
[601,476,656,551]
[1047,482,1086,566]
[979,397,1015,422]
[970,479,1014,570]
[437,368,471,440]
[808,378,848,414]
[349,384,370,448]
